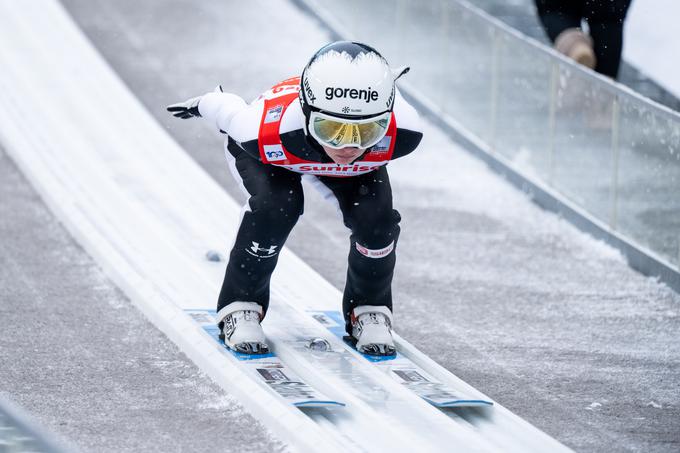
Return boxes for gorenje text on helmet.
[325,86,379,103]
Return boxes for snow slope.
[0,1,574,452]
[2,0,678,451]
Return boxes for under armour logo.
[246,241,278,258]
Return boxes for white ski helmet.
[299,41,409,149]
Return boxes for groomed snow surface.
[1,1,678,452]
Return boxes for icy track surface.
[0,0,678,452]
[0,1,575,453]
[0,147,287,453]
[60,0,679,451]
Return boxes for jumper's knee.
[249,186,304,229]
[352,208,401,250]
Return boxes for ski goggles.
[308,111,391,150]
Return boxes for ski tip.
[293,401,347,408]
[429,399,495,408]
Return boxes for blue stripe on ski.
[314,310,398,362]
[424,398,494,407]
[184,309,345,408]
[186,309,275,360]
[309,310,494,408]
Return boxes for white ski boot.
[350,305,395,356]
[216,302,269,355]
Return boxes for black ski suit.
[197,80,422,332]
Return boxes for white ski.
[307,310,493,408]
[186,309,345,408]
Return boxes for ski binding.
[186,309,345,408]
[308,310,493,408]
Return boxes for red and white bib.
[257,77,396,177]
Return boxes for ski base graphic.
[186,309,345,408]
[308,310,493,408]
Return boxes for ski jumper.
[199,78,423,333]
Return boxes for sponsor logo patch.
[325,86,379,103]
[370,136,392,154]
[355,241,395,259]
[256,368,289,382]
[246,241,278,258]
[277,161,386,176]
[263,144,286,162]
[393,369,430,383]
[303,77,316,102]
[264,104,283,123]
[385,86,395,109]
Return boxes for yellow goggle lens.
[312,116,389,149]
